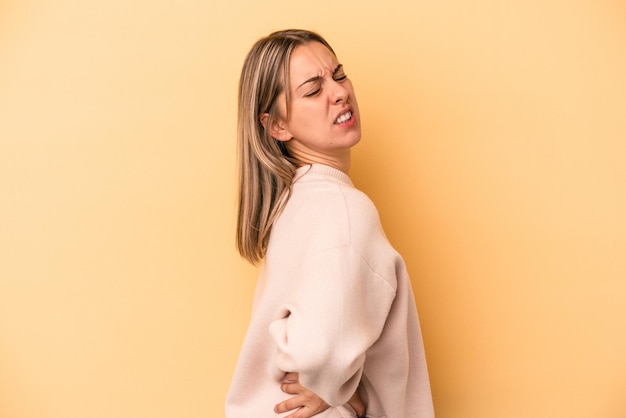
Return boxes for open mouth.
[334,110,352,124]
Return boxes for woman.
[226,29,434,418]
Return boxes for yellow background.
[1,0,625,417]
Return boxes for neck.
[288,148,352,175]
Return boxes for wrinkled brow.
[296,64,343,90]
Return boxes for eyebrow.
[296,64,343,90]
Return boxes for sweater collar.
[293,164,354,187]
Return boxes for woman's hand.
[274,372,329,418]
[274,372,366,418]
[347,388,366,417]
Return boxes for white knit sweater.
[226,164,434,418]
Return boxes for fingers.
[284,407,319,418]
[283,371,299,383]
[281,372,306,395]
[274,395,321,418]
[274,396,303,414]
[347,391,366,417]
[275,372,331,418]
[274,390,330,417]
[346,387,366,417]
[281,380,304,395]
[276,403,326,418]
[277,405,317,418]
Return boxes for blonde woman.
[226,29,434,418]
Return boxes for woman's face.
[274,41,361,165]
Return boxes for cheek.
[346,82,358,101]
[291,104,326,129]
[346,87,356,100]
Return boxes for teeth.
[335,111,352,124]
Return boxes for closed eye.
[303,66,347,97]
[304,88,321,97]
[333,64,347,82]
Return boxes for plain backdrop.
[1,0,625,417]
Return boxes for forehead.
[288,42,338,81]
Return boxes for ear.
[260,113,293,142]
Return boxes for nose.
[329,79,348,104]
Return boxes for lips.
[334,110,353,124]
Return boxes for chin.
[348,131,362,146]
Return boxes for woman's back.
[226,164,434,417]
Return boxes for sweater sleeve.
[268,245,397,406]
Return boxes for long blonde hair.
[236,29,335,264]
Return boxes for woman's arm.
[269,246,396,406]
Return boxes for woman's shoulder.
[291,170,379,221]
[283,174,383,249]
